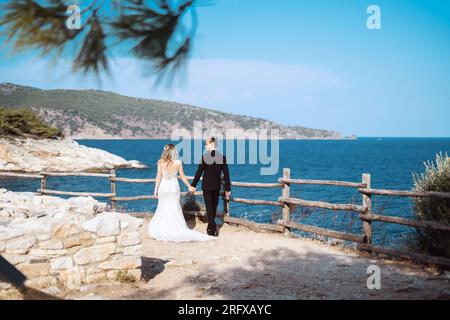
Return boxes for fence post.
[40,174,47,195]
[223,192,230,217]
[282,168,291,236]
[361,173,372,247]
[110,169,117,211]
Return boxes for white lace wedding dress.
[148,159,216,242]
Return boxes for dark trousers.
[203,190,220,232]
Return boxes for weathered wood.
[128,212,151,218]
[360,213,450,232]
[112,191,201,201]
[281,168,291,236]
[110,169,117,211]
[279,178,366,188]
[40,172,110,177]
[0,172,44,179]
[224,216,285,233]
[113,195,157,201]
[185,210,225,218]
[359,188,450,199]
[40,175,47,195]
[229,197,283,206]
[361,173,372,245]
[358,244,450,267]
[128,211,225,219]
[231,181,283,188]
[110,177,156,183]
[223,193,230,217]
[278,220,365,243]
[38,189,113,198]
[278,197,364,212]
[180,191,203,197]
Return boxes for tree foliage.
[0,0,202,79]
[412,152,450,258]
[0,108,63,139]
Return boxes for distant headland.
[0,83,356,140]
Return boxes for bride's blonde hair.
[159,144,177,167]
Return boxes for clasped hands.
[188,186,231,199]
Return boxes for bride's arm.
[178,161,192,189]
[154,161,162,196]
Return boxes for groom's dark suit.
[191,150,231,235]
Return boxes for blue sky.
[0,0,449,137]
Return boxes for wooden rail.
[359,213,450,232]
[2,168,450,267]
[229,197,283,207]
[359,187,450,199]
[0,172,44,179]
[38,189,114,198]
[278,219,365,243]
[225,216,285,233]
[358,244,450,268]
[280,178,366,188]
[279,197,364,212]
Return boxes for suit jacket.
[191,150,231,191]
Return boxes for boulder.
[16,262,50,278]
[96,236,116,244]
[63,231,94,248]
[117,231,141,247]
[50,257,74,270]
[99,255,142,270]
[119,214,144,231]
[123,244,142,256]
[59,266,85,290]
[5,236,36,253]
[12,217,53,240]
[73,243,116,265]
[82,212,120,237]
[39,239,64,250]
[0,226,25,241]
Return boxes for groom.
[189,137,231,236]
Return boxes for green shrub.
[0,108,63,139]
[114,270,136,283]
[412,152,450,258]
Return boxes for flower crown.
[164,144,175,150]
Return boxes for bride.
[148,144,216,242]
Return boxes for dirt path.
[58,218,449,300]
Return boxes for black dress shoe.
[213,230,218,237]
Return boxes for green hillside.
[0,83,348,139]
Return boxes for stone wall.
[0,189,143,293]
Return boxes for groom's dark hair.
[206,137,217,146]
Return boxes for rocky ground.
[3,217,448,300]
[0,138,145,172]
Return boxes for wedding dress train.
[148,160,215,242]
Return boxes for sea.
[2,137,449,248]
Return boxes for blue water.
[2,137,449,247]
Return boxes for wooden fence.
[1,169,450,267]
